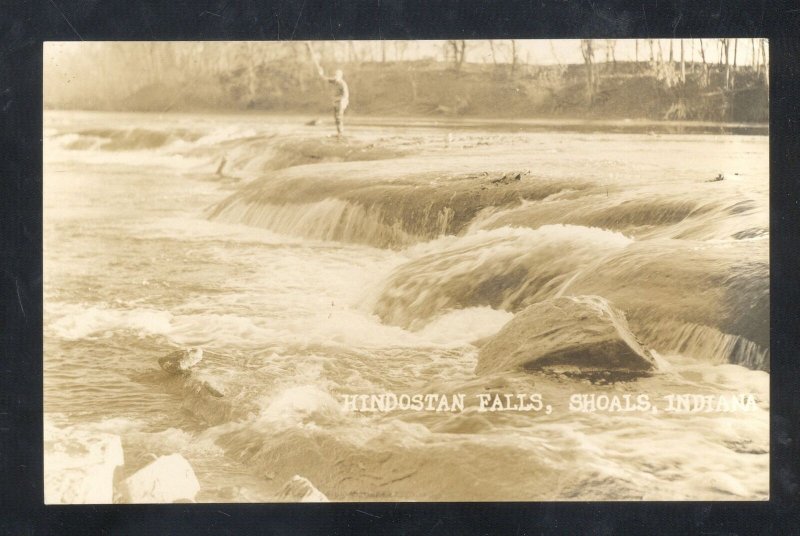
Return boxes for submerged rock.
[44,421,124,504]
[159,347,203,375]
[277,475,329,502]
[476,295,656,377]
[119,453,200,503]
[200,378,225,398]
[566,239,769,369]
[375,225,633,330]
[209,153,593,249]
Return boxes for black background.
[1,1,798,534]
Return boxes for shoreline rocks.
[119,453,201,503]
[44,419,202,504]
[44,421,125,504]
[277,475,329,502]
[476,295,656,378]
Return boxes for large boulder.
[277,475,329,502]
[119,453,200,503]
[44,420,124,504]
[476,295,656,376]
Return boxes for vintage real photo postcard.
[43,39,769,503]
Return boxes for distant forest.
[44,39,769,123]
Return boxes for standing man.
[319,67,349,138]
[307,44,349,138]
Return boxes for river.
[43,110,769,501]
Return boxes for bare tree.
[605,39,617,71]
[441,42,450,63]
[549,40,563,67]
[244,42,258,104]
[580,39,596,104]
[488,40,498,66]
[721,38,731,89]
[394,41,408,61]
[680,39,685,84]
[449,40,467,70]
[698,38,710,87]
[654,39,666,84]
[510,39,518,76]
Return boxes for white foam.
[256,385,342,428]
[47,303,173,341]
[416,307,514,344]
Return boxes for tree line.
[44,39,768,118]
[579,38,768,104]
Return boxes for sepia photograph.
[42,39,769,503]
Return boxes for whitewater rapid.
[44,110,769,501]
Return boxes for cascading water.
[44,110,769,502]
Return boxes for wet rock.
[490,170,529,186]
[159,347,203,375]
[215,156,227,176]
[277,475,329,502]
[200,379,225,398]
[567,240,769,370]
[44,421,124,504]
[476,295,656,377]
[119,453,200,503]
[210,156,590,249]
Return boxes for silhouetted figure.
[316,67,349,138]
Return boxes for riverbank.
[46,60,769,124]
